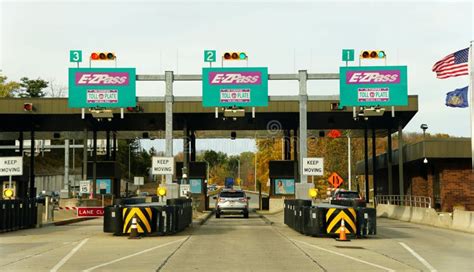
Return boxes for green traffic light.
[378,51,386,58]
[239,52,247,60]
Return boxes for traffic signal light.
[90,52,116,61]
[23,103,33,112]
[223,52,247,60]
[157,187,167,197]
[3,188,14,199]
[126,105,142,112]
[360,50,385,59]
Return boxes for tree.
[0,76,20,97]
[46,78,67,97]
[14,77,48,97]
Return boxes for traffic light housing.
[3,188,14,199]
[90,52,116,61]
[23,103,34,112]
[360,50,386,59]
[223,52,247,60]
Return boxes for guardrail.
[375,195,432,209]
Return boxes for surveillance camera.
[420,124,428,130]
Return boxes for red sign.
[328,172,344,188]
[77,207,104,217]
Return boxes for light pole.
[420,124,428,164]
[347,131,352,190]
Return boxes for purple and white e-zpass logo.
[208,72,262,85]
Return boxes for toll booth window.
[220,192,245,198]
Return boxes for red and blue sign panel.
[339,66,408,106]
[202,67,268,107]
[68,68,136,108]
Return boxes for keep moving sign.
[152,157,174,175]
[303,158,324,176]
[0,157,23,176]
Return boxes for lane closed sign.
[0,157,23,176]
[302,158,324,176]
[152,157,174,175]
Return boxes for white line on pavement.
[399,242,438,272]
[82,238,187,272]
[50,238,89,272]
[292,239,395,272]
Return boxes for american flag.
[432,48,469,79]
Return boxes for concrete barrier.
[452,209,474,233]
[269,198,284,213]
[377,204,474,233]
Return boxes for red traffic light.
[224,52,231,60]
[90,52,116,61]
[127,106,142,112]
[23,103,33,112]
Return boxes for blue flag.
[445,86,468,108]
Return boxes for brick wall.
[440,160,474,212]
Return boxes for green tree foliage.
[0,76,20,97]
[14,77,48,97]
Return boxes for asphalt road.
[0,211,473,271]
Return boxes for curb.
[41,217,95,227]
[192,211,214,226]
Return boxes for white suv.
[214,190,250,218]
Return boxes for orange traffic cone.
[336,219,350,241]
[128,216,141,239]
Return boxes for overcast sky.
[1,0,473,154]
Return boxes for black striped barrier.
[0,199,38,233]
[283,199,376,237]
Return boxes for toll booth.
[175,162,208,211]
[269,160,297,197]
[87,161,121,198]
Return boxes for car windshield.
[220,191,245,198]
[338,192,360,199]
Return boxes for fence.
[375,195,432,209]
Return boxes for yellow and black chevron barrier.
[122,207,153,234]
[325,208,357,234]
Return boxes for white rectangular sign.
[0,157,23,176]
[134,176,144,185]
[152,157,174,175]
[180,184,190,197]
[79,180,90,194]
[302,158,324,176]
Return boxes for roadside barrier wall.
[283,199,376,237]
[103,198,192,236]
[376,204,474,233]
[0,199,38,233]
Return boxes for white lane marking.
[293,239,395,272]
[82,238,187,272]
[50,238,89,272]
[399,242,438,272]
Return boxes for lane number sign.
[204,50,216,63]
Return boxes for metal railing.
[376,195,432,209]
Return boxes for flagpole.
[470,41,474,170]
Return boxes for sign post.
[0,157,23,199]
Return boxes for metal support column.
[292,129,298,161]
[92,130,97,198]
[165,71,174,184]
[398,124,404,196]
[82,128,88,181]
[183,122,189,184]
[106,130,110,160]
[364,127,369,203]
[64,139,69,195]
[112,132,117,161]
[190,130,196,162]
[372,129,377,203]
[284,130,291,160]
[298,70,308,183]
[29,129,35,198]
[387,128,393,195]
[19,131,25,198]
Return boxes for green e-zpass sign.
[68,68,136,108]
[339,66,408,107]
[202,67,268,107]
